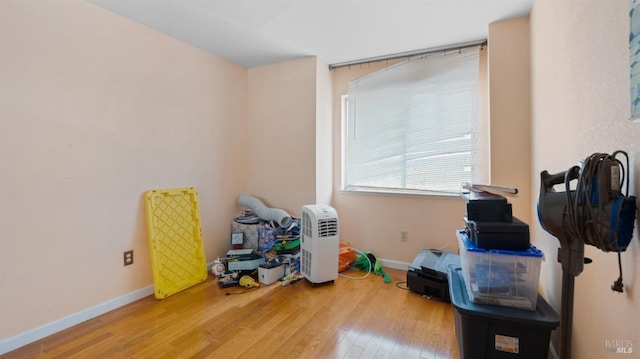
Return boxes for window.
[342,46,482,196]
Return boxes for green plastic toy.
[353,253,391,283]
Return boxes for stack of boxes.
[450,190,560,359]
[459,191,542,311]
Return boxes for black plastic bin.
[448,266,559,359]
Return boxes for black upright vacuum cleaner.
[537,151,637,359]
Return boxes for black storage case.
[448,266,559,359]
[407,249,460,302]
[464,216,530,251]
[463,191,513,222]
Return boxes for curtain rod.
[328,39,487,70]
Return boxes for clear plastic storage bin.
[456,230,543,310]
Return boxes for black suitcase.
[462,191,513,222]
[464,216,530,250]
[407,249,460,302]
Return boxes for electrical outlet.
[123,250,134,266]
[400,231,408,241]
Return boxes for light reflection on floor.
[327,327,454,359]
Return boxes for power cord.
[395,281,410,290]
[611,252,624,293]
[338,248,372,280]
[225,287,259,295]
[564,151,632,292]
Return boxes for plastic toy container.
[456,231,543,310]
[448,266,559,359]
[258,264,285,285]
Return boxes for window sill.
[340,186,462,198]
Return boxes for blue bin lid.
[458,230,543,258]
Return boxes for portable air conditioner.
[300,204,339,285]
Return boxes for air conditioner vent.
[318,218,338,237]
[301,249,312,276]
[302,211,312,237]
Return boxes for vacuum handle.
[541,167,579,189]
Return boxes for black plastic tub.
[448,266,559,359]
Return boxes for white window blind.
[343,46,481,195]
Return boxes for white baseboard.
[1,261,220,355]
[0,285,154,355]
[2,259,400,355]
[379,258,410,271]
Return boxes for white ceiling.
[87,0,533,68]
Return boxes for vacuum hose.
[238,195,292,228]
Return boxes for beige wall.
[315,59,334,205]
[246,58,318,216]
[0,0,247,341]
[531,0,640,356]
[488,17,532,224]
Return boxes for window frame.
[340,48,484,197]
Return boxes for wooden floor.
[2,268,460,359]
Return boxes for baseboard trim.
[2,259,402,355]
[379,258,410,271]
[0,285,154,355]
[1,261,221,355]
